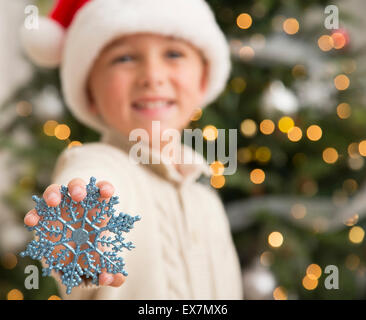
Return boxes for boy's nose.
[137,58,166,89]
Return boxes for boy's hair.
[21,0,231,134]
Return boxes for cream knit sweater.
[50,128,243,299]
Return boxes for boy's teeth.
[134,101,172,109]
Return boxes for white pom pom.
[20,17,65,68]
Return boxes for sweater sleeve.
[46,143,134,299]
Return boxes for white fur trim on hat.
[61,0,232,134]
[20,16,65,68]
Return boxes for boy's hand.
[24,178,126,288]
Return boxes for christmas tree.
[1,0,366,300]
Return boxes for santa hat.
[20,0,231,134]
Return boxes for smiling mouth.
[132,100,176,110]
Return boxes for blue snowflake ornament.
[20,176,141,294]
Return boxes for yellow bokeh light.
[190,108,202,121]
[250,168,265,184]
[306,125,322,141]
[359,140,366,156]
[337,103,351,119]
[331,32,346,49]
[255,147,271,163]
[1,253,17,270]
[48,295,62,300]
[203,125,218,141]
[322,147,338,164]
[283,18,299,35]
[278,116,295,133]
[240,119,257,137]
[306,264,322,280]
[237,13,253,29]
[68,141,83,149]
[268,231,283,248]
[287,126,302,142]
[291,203,307,219]
[231,77,247,94]
[349,226,365,244]
[318,35,334,52]
[260,119,275,135]
[302,275,318,290]
[7,289,23,300]
[210,175,225,189]
[43,120,59,136]
[210,161,225,176]
[334,74,350,91]
[273,286,287,300]
[55,124,71,140]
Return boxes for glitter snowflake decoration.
[20,176,141,294]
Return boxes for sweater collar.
[101,128,212,185]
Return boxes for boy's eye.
[167,50,183,59]
[112,55,134,64]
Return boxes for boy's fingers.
[68,178,87,202]
[43,184,61,207]
[24,209,40,227]
[96,181,115,199]
[110,274,125,287]
[99,272,114,286]
[99,272,125,287]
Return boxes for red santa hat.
[20,0,231,134]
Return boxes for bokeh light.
[337,103,351,119]
[203,125,218,141]
[7,289,23,300]
[306,125,322,141]
[278,116,294,133]
[210,161,225,176]
[349,226,365,244]
[237,13,252,29]
[268,231,283,248]
[318,35,334,52]
[260,119,275,135]
[306,264,322,280]
[273,286,287,300]
[287,126,302,142]
[302,275,318,290]
[334,74,350,91]
[55,124,71,140]
[255,147,271,163]
[250,168,265,184]
[283,18,299,35]
[210,175,225,189]
[358,140,366,156]
[241,119,257,137]
[322,148,338,164]
[43,120,59,136]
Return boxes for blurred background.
[1,0,366,300]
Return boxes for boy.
[22,0,243,299]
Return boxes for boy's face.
[87,33,208,142]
